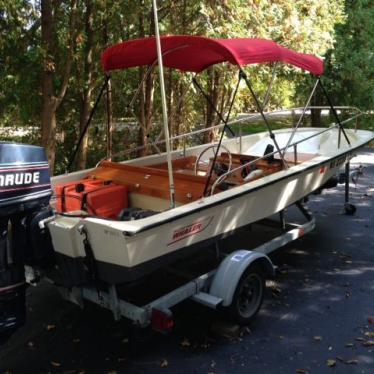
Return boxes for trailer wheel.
[228,264,265,325]
[344,203,356,215]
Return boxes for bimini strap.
[80,226,98,282]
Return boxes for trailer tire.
[227,264,265,325]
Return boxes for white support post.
[152,0,176,208]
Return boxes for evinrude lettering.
[5,174,14,186]
[0,172,40,187]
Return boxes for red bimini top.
[102,35,323,76]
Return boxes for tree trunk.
[103,2,113,160]
[204,68,219,143]
[77,0,94,169]
[106,78,113,159]
[137,5,155,157]
[41,97,57,169]
[41,0,77,173]
[40,0,56,170]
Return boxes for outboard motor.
[0,142,53,344]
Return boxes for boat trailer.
[54,202,314,332]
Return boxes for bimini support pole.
[192,77,236,138]
[67,74,110,172]
[195,73,241,197]
[152,0,175,208]
[282,77,320,159]
[240,70,288,169]
[318,80,351,148]
[262,62,278,110]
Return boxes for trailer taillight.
[151,308,174,333]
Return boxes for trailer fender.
[209,250,276,307]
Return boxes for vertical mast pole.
[152,0,175,208]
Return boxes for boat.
[1,35,373,341]
[46,36,373,284]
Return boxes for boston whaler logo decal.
[168,216,213,246]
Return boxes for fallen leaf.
[271,287,282,295]
[368,316,374,324]
[364,332,374,338]
[345,359,358,365]
[336,356,358,365]
[345,343,354,347]
[326,359,336,367]
[355,337,365,341]
[328,346,333,351]
[313,336,322,342]
[46,324,56,331]
[160,359,168,368]
[27,341,35,349]
[345,291,351,298]
[180,338,191,348]
[51,361,61,367]
[73,338,80,343]
[240,326,251,336]
[122,338,129,344]
[117,357,126,362]
[362,340,374,347]
[296,369,308,374]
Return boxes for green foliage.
[2,0,372,172]
[0,0,41,127]
[323,0,374,110]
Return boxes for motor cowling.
[0,142,53,345]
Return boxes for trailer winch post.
[344,161,356,215]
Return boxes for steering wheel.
[194,144,232,177]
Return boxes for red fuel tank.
[55,179,128,219]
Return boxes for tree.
[324,0,374,111]
[0,1,40,128]
[76,0,95,169]
[40,0,77,171]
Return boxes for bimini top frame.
[101,35,325,193]
[69,34,350,202]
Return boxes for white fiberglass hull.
[47,127,374,283]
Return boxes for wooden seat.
[88,161,217,205]
[150,156,197,173]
